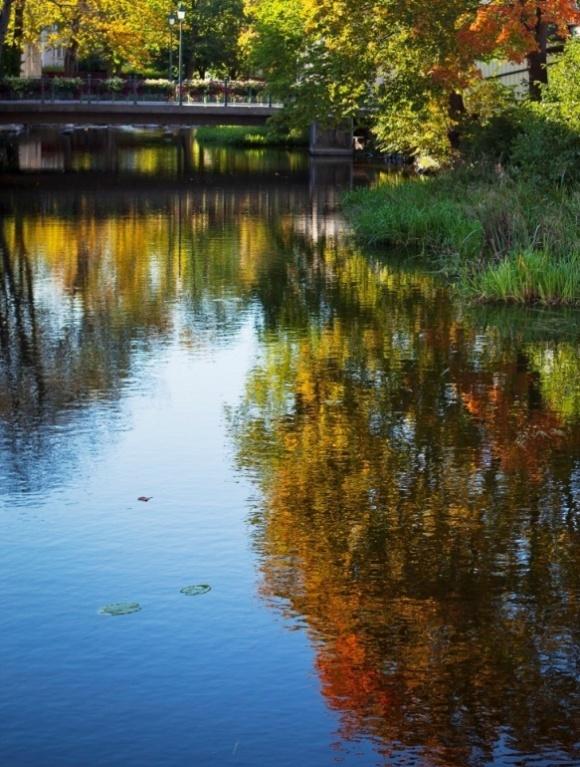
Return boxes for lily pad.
[99,602,142,616]
[180,584,211,597]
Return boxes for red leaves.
[459,0,580,61]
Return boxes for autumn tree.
[1,0,172,75]
[0,0,17,73]
[460,0,580,99]
[244,0,580,159]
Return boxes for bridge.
[0,100,279,127]
[0,100,354,155]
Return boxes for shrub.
[0,77,43,98]
[544,37,580,129]
[464,39,580,182]
[510,102,580,185]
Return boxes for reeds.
[469,251,580,305]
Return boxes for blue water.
[0,128,578,767]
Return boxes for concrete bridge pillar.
[309,120,353,157]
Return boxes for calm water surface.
[0,128,579,767]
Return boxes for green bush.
[510,103,580,185]
[103,77,124,93]
[464,38,580,183]
[138,79,175,99]
[0,77,43,98]
[463,108,523,163]
[544,37,580,128]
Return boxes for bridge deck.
[0,101,280,126]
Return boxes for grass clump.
[343,177,482,261]
[469,251,580,305]
[195,125,307,148]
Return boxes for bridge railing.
[0,77,278,107]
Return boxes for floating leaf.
[138,496,153,502]
[99,602,142,616]
[180,584,211,597]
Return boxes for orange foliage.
[317,634,394,727]
[459,0,580,60]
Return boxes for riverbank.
[195,125,307,147]
[343,169,580,306]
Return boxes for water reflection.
[0,130,579,765]
[232,244,580,764]
[0,143,351,498]
[3,126,309,177]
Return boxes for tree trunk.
[64,39,79,76]
[0,0,16,74]
[527,17,549,100]
[447,91,466,150]
[63,3,84,77]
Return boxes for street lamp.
[168,14,176,82]
[177,5,186,107]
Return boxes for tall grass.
[343,172,580,306]
[469,251,580,305]
[344,180,482,260]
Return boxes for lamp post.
[177,5,186,107]
[168,14,176,82]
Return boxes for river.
[0,127,578,767]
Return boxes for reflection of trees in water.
[0,218,45,415]
[0,182,348,494]
[232,243,580,766]
[3,127,310,178]
[1,163,578,757]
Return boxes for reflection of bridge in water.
[3,127,361,242]
[0,126,365,495]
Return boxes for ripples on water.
[0,127,578,767]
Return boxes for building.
[20,27,66,77]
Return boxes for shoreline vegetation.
[343,170,580,307]
[195,125,307,148]
[194,40,579,309]
[341,37,580,309]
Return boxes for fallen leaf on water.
[138,496,153,502]
[99,602,142,616]
[180,584,211,597]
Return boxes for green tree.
[185,0,246,78]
